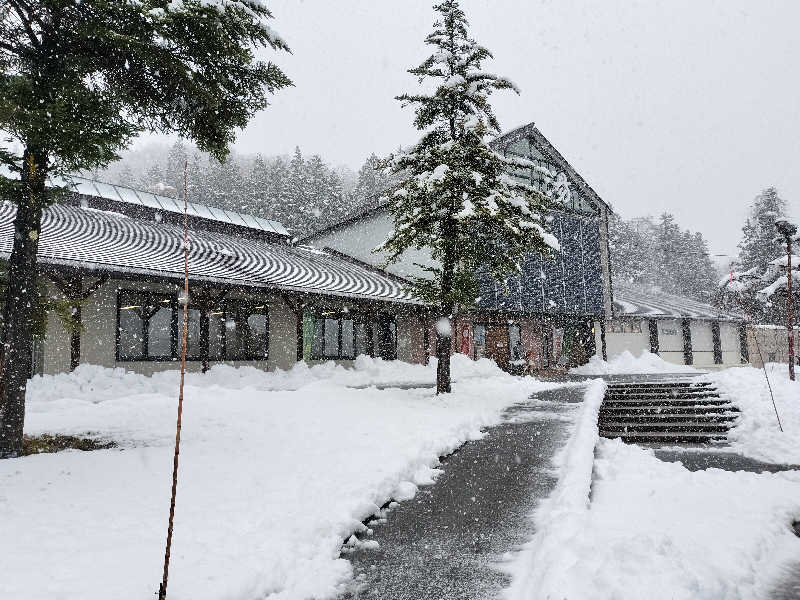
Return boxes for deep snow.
[507,365,800,600]
[709,363,800,465]
[2,355,561,600]
[569,351,699,375]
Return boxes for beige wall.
[38,276,423,376]
[747,325,800,368]
[597,317,745,369]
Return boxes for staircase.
[598,379,738,444]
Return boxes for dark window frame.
[307,309,396,360]
[223,300,270,362]
[116,290,177,362]
[116,290,269,363]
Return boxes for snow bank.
[517,439,800,600]
[709,363,800,465]
[25,354,503,406]
[569,350,699,375]
[505,378,607,598]
[3,358,556,600]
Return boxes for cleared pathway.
[338,384,585,600]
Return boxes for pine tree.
[352,153,394,208]
[655,213,684,294]
[0,0,291,458]
[384,0,555,393]
[284,147,311,231]
[737,187,788,275]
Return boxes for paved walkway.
[337,384,585,600]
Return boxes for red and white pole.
[787,238,795,381]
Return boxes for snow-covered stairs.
[598,380,738,444]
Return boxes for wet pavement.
[654,448,800,473]
[337,384,585,600]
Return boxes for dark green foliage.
[737,188,788,276]
[383,0,554,310]
[384,0,553,393]
[0,0,291,457]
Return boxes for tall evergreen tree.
[0,0,291,458]
[737,187,788,275]
[383,0,555,393]
[352,153,394,207]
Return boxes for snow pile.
[505,378,607,598]
[709,364,800,465]
[3,359,557,600]
[514,439,800,600]
[570,350,699,375]
[25,354,504,406]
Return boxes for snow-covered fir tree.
[352,153,395,207]
[382,0,556,393]
[737,187,788,275]
[610,212,717,301]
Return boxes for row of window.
[115,291,397,362]
[116,291,268,362]
[303,310,397,361]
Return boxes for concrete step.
[607,382,712,390]
[606,392,721,401]
[599,431,727,443]
[598,413,737,424]
[601,422,731,433]
[600,404,738,415]
[603,399,730,408]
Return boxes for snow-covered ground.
[508,364,800,600]
[709,363,800,465]
[569,351,699,375]
[2,356,560,600]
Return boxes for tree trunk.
[0,150,47,458]
[70,304,81,372]
[436,222,456,395]
[435,320,452,394]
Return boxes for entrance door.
[485,325,510,370]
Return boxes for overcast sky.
[143,0,800,256]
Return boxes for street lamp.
[775,219,797,381]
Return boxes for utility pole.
[775,219,797,381]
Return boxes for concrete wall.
[38,276,423,377]
[690,320,715,368]
[655,319,685,366]
[596,316,745,369]
[746,325,800,368]
[720,323,742,366]
[602,319,650,358]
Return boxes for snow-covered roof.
[613,283,743,321]
[490,122,610,213]
[0,202,417,304]
[56,175,290,237]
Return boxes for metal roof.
[613,283,743,322]
[53,175,290,237]
[0,202,416,304]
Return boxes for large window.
[117,291,176,361]
[305,309,395,360]
[225,302,269,361]
[116,290,267,362]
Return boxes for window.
[308,309,395,360]
[509,324,523,362]
[224,302,269,361]
[117,291,268,362]
[117,291,176,360]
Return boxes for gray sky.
[143,0,800,256]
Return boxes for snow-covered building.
[307,123,614,371]
[604,283,747,369]
[1,177,430,376]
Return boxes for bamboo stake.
[159,159,190,600]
